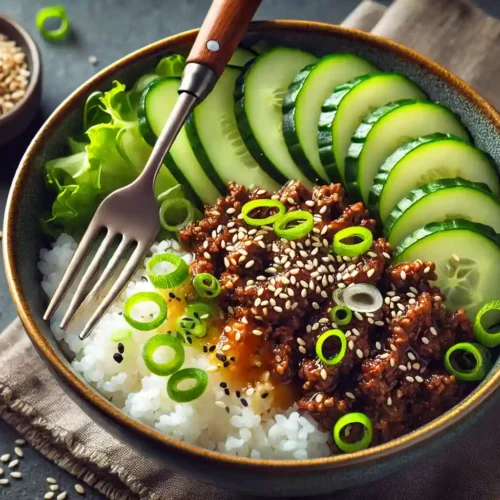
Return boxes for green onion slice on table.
[333,412,373,453]
[143,334,185,376]
[333,227,373,257]
[242,199,286,226]
[316,329,347,366]
[474,300,500,348]
[167,368,208,402]
[147,253,189,289]
[273,210,314,240]
[330,305,353,326]
[444,342,492,381]
[36,6,71,42]
[123,292,167,331]
[193,273,221,299]
[177,315,207,339]
[159,197,195,232]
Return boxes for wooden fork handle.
[186,0,262,77]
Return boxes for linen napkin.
[2,0,500,498]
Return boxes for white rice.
[39,234,330,459]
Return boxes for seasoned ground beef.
[180,182,474,451]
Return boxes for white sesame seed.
[348,340,355,350]
[376,342,382,350]
[386,397,392,406]
[320,205,327,214]
[380,353,390,359]
[375,321,385,326]
[423,266,430,274]
[50,484,59,491]
[319,318,329,324]
[47,478,57,484]
[10,471,21,479]
[203,252,211,260]
[421,337,430,345]
[452,253,460,262]
[399,365,407,371]
[407,352,416,361]
[406,376,415,383]
[8,460,18,468]
[297,346,306,355]
[383,252,391,259]
[345,392,356,400]
[0,479,9,486]
[215,401,226,409]
[415,376,424,383]
[390,344,397,352]
[222,345,231,351]
[367,251,377,258]
[354,311,363,321]
[430,327,438,336]
[356,349,363,359]
[274,306,283,313]
[312,322,320,331]
[367,318,374,324]
[366,268,375,278]
[400,270,407,280]
[320,369,328,380]
[57,492,68,500]
[0,455,9,463]
[207,365,219,372]
[14,440,25,446]
[397,303,405,311]
[312,302,320,310]
[45,493,55,500]
[305,200,315,207]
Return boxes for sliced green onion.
[444,342,491,381]
[474,300,500,348]
[241,199,286,226]
[193,273,221,299]
[342,284,383,313]
[159,197,194,232]
[110,329,132,342]
[316,329,347,366]
[333,412,373,453]
[186,302,214,321]
[123,292,167,331]
[147,253,189,289]
[331,306,352,326]
[157,184,184,203]
[143,334,185,376]
[274,210,314,240]
[333,227,373,257]
[177,315,207,339]
[167,368,208,402]
[36,6,70,42]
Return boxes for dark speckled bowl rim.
[4,20,500,471]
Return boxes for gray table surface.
[1,0,499,498]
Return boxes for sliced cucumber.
[395,220,500,320]
[283,54,377,183]
[138,78,222,206]
[116,125,178,199]
[234,47,317,186]
[229,47,256,67]
[344,100,470,203]
[386,178,500,246]
[318,73,426,182]
[371,134,500,222]
[185,67,280,192]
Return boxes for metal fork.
[44,0,262,340]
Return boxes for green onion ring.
[316,329,347,366]
[342,284,383,313]
[36,6,70,42]
[177,315,207,339]
[159,197,194,232]
[157,184,184,203]
[186,302,214,321]
[167,368,208,402]
[143,334,185,376]
[333,227,373,257]
[241,199,286,226]
[123,292,167,331]
[273,210,314,240]
[444,342,491,382]
[330,306,352,326]
[193,273,221,299]
[147,253,189,289]
[474,300,500,348]
[110,329,132,342]
[333,412,373,453]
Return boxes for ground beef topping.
[180,182,474,449]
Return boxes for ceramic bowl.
[4,21,500,497]
[0,14,41,147]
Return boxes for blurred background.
[0,1,499,498]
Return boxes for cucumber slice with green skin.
[116,125,179,199]
[344,100,471,203]
[371,134,500,223]
[138,78,222,207]
[283,54,378,183]
[229,47,256,67]
[386,178,500,247]
[318,73,426,183]
[185,67,280,192]
[395,219,500,320]
[234,47,317,186]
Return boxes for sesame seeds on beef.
[180,181,475,449]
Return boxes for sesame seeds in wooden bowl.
[0,15,41,147]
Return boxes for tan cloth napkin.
[2,0,500,498]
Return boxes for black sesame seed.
[225,406,230,414]
[186,336,192,344]
[261,392,269,399]
[235,390,241,398]
[175,297,182,302]
[220,382,227,388]
[216,353,227,362]
[223,361,230,368]
[224,388,230,396]
[203,345,208,353]
[169,292,176,299]
[117,343,124,354]
[240,398,248,407]
[113,353,123,364]
[230,357,236,362]
[194,312,200,320]
[209,345,216,352]
[141,276,148,282]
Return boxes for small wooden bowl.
[0,14,41,147]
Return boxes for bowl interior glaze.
[4,21,500,497]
